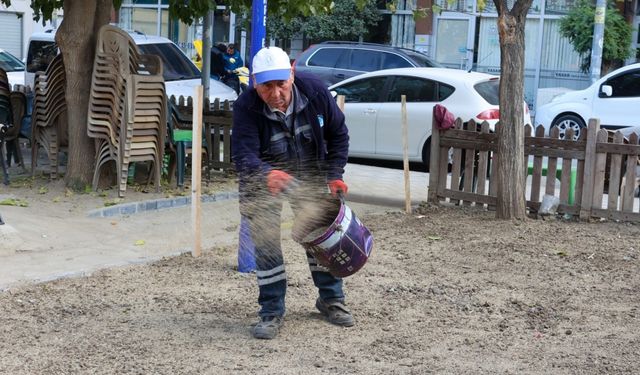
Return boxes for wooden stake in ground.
[336,94,345,112]
[401,95,412,214]
[191,86,203,257]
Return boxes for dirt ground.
[2,176,640,374]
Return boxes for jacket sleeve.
[321,88,350,181]
[231,101,272,180]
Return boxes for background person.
[210,43,227,81]
[231,46,353,340]
[222,43,244,93]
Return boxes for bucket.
[294,196,373,278]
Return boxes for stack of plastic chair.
[0,68,12,129]
[120,54,166,195]
[30,54,68,178]
[0,68,12,184]
[0,68,11,129]
[5,89,27,172]
[87,25,165,197]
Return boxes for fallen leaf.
[0,198,29,207]
[134,240,145,246]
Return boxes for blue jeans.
[243,187,344,318]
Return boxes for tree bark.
[493,0,532,220]
[56,0,112,189]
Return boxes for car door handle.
[335,73,345,78]
[364,109,377,114]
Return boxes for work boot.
[315,298,355,327]
[252,315,284,339]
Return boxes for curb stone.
[87,191,239,218]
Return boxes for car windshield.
[26,40,58,73]
[403,51,443,68]
[137,42,200,82]
[0,51,24,72]
[474,79,500,105]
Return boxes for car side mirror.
[599,84,612,97]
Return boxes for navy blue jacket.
[231,72,349,197]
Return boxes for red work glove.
[267,170,294,196]
[328,179,348,197]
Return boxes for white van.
[25,29,238,103]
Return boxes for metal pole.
[201,11,213,102]
[589,0,606,83]
[250,0,267,67]
[238,0,268,273]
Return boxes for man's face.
[254,70,294,112]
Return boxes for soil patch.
[1,202,639,374]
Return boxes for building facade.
[423,0,640,109]
[4,0,638,111]
[0,0,59,59]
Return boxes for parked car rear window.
[350,49,381,71]
[333,76,387,103]
[138,42,200,81]
[438,83,455,101]
[387,77,437,102]
[307,48,346,68]
[474,79,500,105]
[381,53,412,70]
[403,50,443,68]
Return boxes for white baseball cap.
[251,46,292,84]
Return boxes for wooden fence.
[428,118,640,222]
[168,95,234,174]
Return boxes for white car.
[0,49,25,87]
[25,29,238,104]
[329,67,532,170]
[534,63,640,140]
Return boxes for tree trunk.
[493,0,532,220]
[56,0,112,189]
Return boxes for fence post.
[579,118,600,220]
[428,112,440,203]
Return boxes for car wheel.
[422,138,454,173]
[551,114,585,140]
[422,139,431,172]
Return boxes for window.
[27,41,58,73]
[350,49,381,71]
[387,77,437,102]
[307,48,347,68]
[605,70,640,98]
[381,53,412,69]
[438,83,455,101]
[474,79,500,105]
[403,50,443,68]
[0,51,24,72]
[137,42,200,81]
[332,77,387,103]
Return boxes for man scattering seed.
[231,46,353,340]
